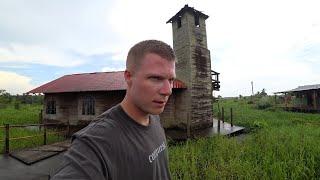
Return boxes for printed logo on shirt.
[148,142,166,163]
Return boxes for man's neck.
[120,98,150,126]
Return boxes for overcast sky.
[0,0,319,97]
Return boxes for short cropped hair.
[126,40,175,72]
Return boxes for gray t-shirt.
[52,105,171,180]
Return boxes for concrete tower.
[166,5,214,134]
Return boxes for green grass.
[0,103,66,154]
[169,98,320,179]
[213,98,320,131]
[0,103,42,124]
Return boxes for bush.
[253,120,269,129]
[0,103,7,109]
[256,96,273,109]
[14,102,20,110]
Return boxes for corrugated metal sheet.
[278,84,320,93]
[28,71,187,94]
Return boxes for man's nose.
[159,80,172,96]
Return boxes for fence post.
[217,118,221,134]
[230,108,233,127]
[43,123,47,145]
[222,107,225,123]
[217,111,221,134]
[39,109,43,124]
[5,124,9,154]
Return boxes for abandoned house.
[28,5,220,136]
[277,84,320,112]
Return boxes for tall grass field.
[169,98,320,179]
[0,103,64,153]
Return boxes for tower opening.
[194,13,200,27]
[177,16,182,28]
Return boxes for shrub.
[14,102,20,110]
[256,96,273,109]
[247,100,254,104]
[253,120,269,129]
[0,103,7,109]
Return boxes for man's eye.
[150,77,161,81]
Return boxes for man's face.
[127,53,176,115]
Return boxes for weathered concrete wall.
[170,10,213,130]
[76,91,125,125]
[160,93,175,128]
[43,93,77,124]
[161,90,189,129]
[43,91,125,125]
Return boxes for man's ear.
[124,70,132,87]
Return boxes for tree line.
[0,89,43,109]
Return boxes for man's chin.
[148,108,165,115]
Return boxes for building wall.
[43,93,77,124]
[43,91,125,125]
[291,90,320,111]
[43,90,184,127]
[170,10,213,130]
[161,90,188,129]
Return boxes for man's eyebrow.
[146,74,175,79]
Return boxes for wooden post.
[217,117,220,134]
[313,90,317,111]
[39,110,43,131]
[230,108,233,127]
[217,112,221,134]
[43,123,47,145]
[66,121,70,138]
[5,124,9,154]
[222,107,224,123]
[285,93,288,108]
[39,109,43,124]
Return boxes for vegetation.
[1,89,320,179]
[0,103,42,125]
[0,89,43,124]
[0,90,64,154]
[169,97,320,179]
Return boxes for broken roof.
[28,71,187,94]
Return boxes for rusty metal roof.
[166,4,209,24]
[28,71,187,94]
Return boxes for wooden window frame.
[46,100,56,114]
[82,96,95,115]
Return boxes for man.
[52,40,176,180]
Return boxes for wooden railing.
[211,70,220,91]
[0,123,70,154]
[217,107,234,133]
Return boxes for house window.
[82,96,95,115]
[46,100,56,114]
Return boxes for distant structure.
[276,84,320,113]
[28,5,220,138]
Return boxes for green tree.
[0,89,12,108]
